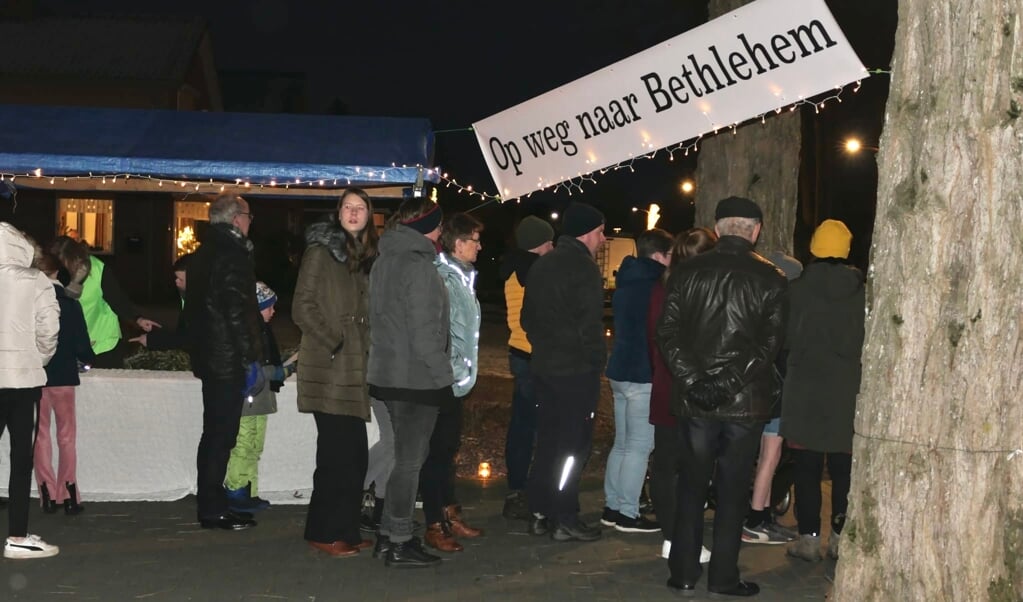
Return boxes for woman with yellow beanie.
[779,219,864,563]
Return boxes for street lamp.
[843,137,879,154]
[631,203,661,230]
[550,211,559,220]
[680,179,695,194]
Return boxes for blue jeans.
[603,380,655,519]
[504,352,538,492]
[380,399,438,543]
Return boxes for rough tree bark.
[694,0,801,254]
[833,2,1023,600]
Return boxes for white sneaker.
[660,539,712,564]
[5,534,60,559]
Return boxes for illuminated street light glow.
[844,137,878,154]
[631,204,661,229]
[680,179,695,194]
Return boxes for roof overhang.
[0,104,439,196]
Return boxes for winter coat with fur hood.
[293,220,371,420]
[0,222,59,388]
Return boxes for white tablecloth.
[0,369,379,504]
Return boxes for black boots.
[384,537,441,568]
[41,482,83,515]
[372,534,391,559]
[40,483,58,514]
[63,482,85,516]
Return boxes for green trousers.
[225,415,268,495]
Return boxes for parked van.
[596,236,637,304]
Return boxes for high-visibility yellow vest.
[80,256,122,354]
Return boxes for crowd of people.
[0,191,865,598]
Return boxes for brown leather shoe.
[444,505,483,538]
[307,540,359,557]
[424,522,463,552]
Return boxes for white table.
[0,369,378,504]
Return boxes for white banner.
[473,0,866,201]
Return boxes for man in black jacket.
[656,196,787,598]
[521,202,606,543]
[130,252,193,351]
[184,194,263,531]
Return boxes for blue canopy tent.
[0,104,439,195]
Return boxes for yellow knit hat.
[810,219,852,259]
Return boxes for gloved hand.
[686,378,730,411]
[243,362,266,398]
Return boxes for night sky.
[31,0,895,256]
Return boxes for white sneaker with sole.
[660,539,712,564]
[5,534,59,559]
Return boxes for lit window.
[174,200,210,258]
[58,198,114,253]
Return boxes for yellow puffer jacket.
[505,271,530,353]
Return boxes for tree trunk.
[833,2,1023,600]
[695,0,800,254]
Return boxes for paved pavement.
[2,479,834,601]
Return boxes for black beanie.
[714,196,763,220]
[562,203,605,237]
[516,216,555,250]
[400,203,443,234]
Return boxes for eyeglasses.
[237,212,254,222]
[460,236,481,246]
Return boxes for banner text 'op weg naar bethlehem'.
[473,0,866,201]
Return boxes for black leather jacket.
[655,235,787,423]
[184,223,263,381]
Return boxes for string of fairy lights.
[0,165,426,192]
[1,73,888,208]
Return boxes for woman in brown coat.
[294,188,378,557]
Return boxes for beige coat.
[292,222,370,420]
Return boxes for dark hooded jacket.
[656,235,787,423]
[779,258,865,452]
[521,235,606,376]
[293,220,371,420]
[367,224,453,405]
[184,223,263,381]
[605,255,664,383]
[44,283,95,387]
